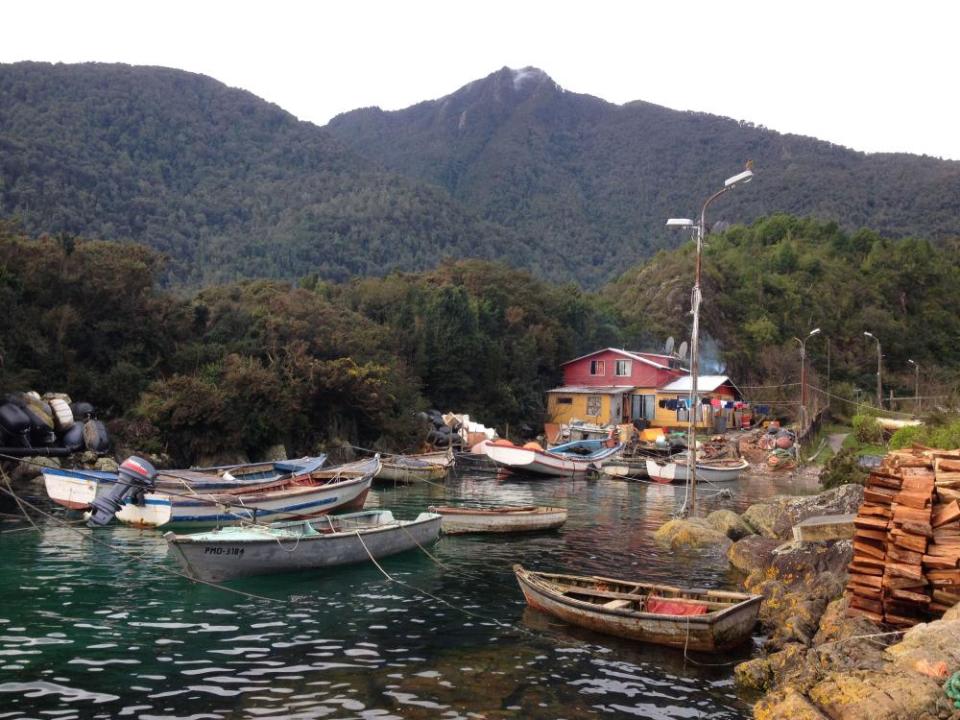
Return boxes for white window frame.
[614,359,631,377]
[589,360,605,376]
[586,395,602,416]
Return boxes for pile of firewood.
[846,447,960,626]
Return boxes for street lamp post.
[666,167,753,517]
[864,332,882,408]
[793,328,821,432]
[908,359,920,413]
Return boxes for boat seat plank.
[560,587,729,609]
[602,599,634,610]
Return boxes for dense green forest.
[0,222,616,463]
[2,216,958,464]
[2,62,959,291]
[605,214,960,402]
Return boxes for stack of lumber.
[846,447,960,626]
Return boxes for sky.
[3,1,959,160]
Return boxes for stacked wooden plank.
[846,447,960,626]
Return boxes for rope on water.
[682,615,741,668]
[0,474,283,605]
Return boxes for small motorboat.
[484,439,622,477]
[165,509,441,583]
[102,457,379,529]
[645,456,749,484]
[427,505,567,533]
[42,455,328,510]
[375,448,454,484]
[513,565,761,651]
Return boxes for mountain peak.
[507,66,552,90]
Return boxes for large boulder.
[742,484,864,540]
[653,518,732,551]
[807,669,950,719]
[754,687,830,720]
[728,535,780,574]
[706,509,754,540]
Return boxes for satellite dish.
[664,336,675,354]
[677,341,689,361]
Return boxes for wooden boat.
[645,457,749,484]
[513,565,761,651]
[108,457,379,529]
[375,448,453,484]
[484,439,622,477]
[42,455,328,510]
[427,505,567,533]
[599,457,650,480]
[164,509,441,583]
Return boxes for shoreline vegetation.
[3,213,960,467]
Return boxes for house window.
[556,397,573,405]
[586,395,602,416]
[590,360,605,376]
[614,360,631,377]
[631,394,656,421]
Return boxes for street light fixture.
[666,167,754,517]
[864,332,882,407]
[793,328,821,431]
[907,359,920,413]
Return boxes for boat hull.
[165,511,441,583]
[41,456,328,510]
[375,449,453,484]
[116,474,373,529]
[428,505,568,533]
[484,442,621,477]
[514,566,760,652]
[645,458,749,484]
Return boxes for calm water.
[0,467,819,719]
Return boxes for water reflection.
[0,466,819,719]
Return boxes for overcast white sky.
[3,1,958,160]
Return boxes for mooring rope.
[0,473,282,604]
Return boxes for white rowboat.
[165,509,441,583]
[427,505,568,533]
[645,457,749,484]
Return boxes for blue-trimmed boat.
[42,456,328,511]
[484,439,622,477]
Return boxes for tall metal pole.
[865,332,882,408]
[909,359,920,413]
[876,340,882,408]
[669,168,753,517]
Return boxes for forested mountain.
[329,67,960,286]
[0,62,560,285]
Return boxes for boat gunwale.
[427,505,566,517]
[165,511,441,545]
[515,565,761,624]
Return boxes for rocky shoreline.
[659,482,960,718]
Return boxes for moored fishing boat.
[484,439,622,477]
[513,565,761,651]
[375,448,453,484]
[645,456,749,484]
[42,455,328,510]
[598,457,650,480]
[426,504,567,533]
[164,509,441,583]
[109,457,379,529]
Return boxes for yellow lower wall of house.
[546,394,614,426]
[547,391,735,430]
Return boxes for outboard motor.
[85,456,157,527]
